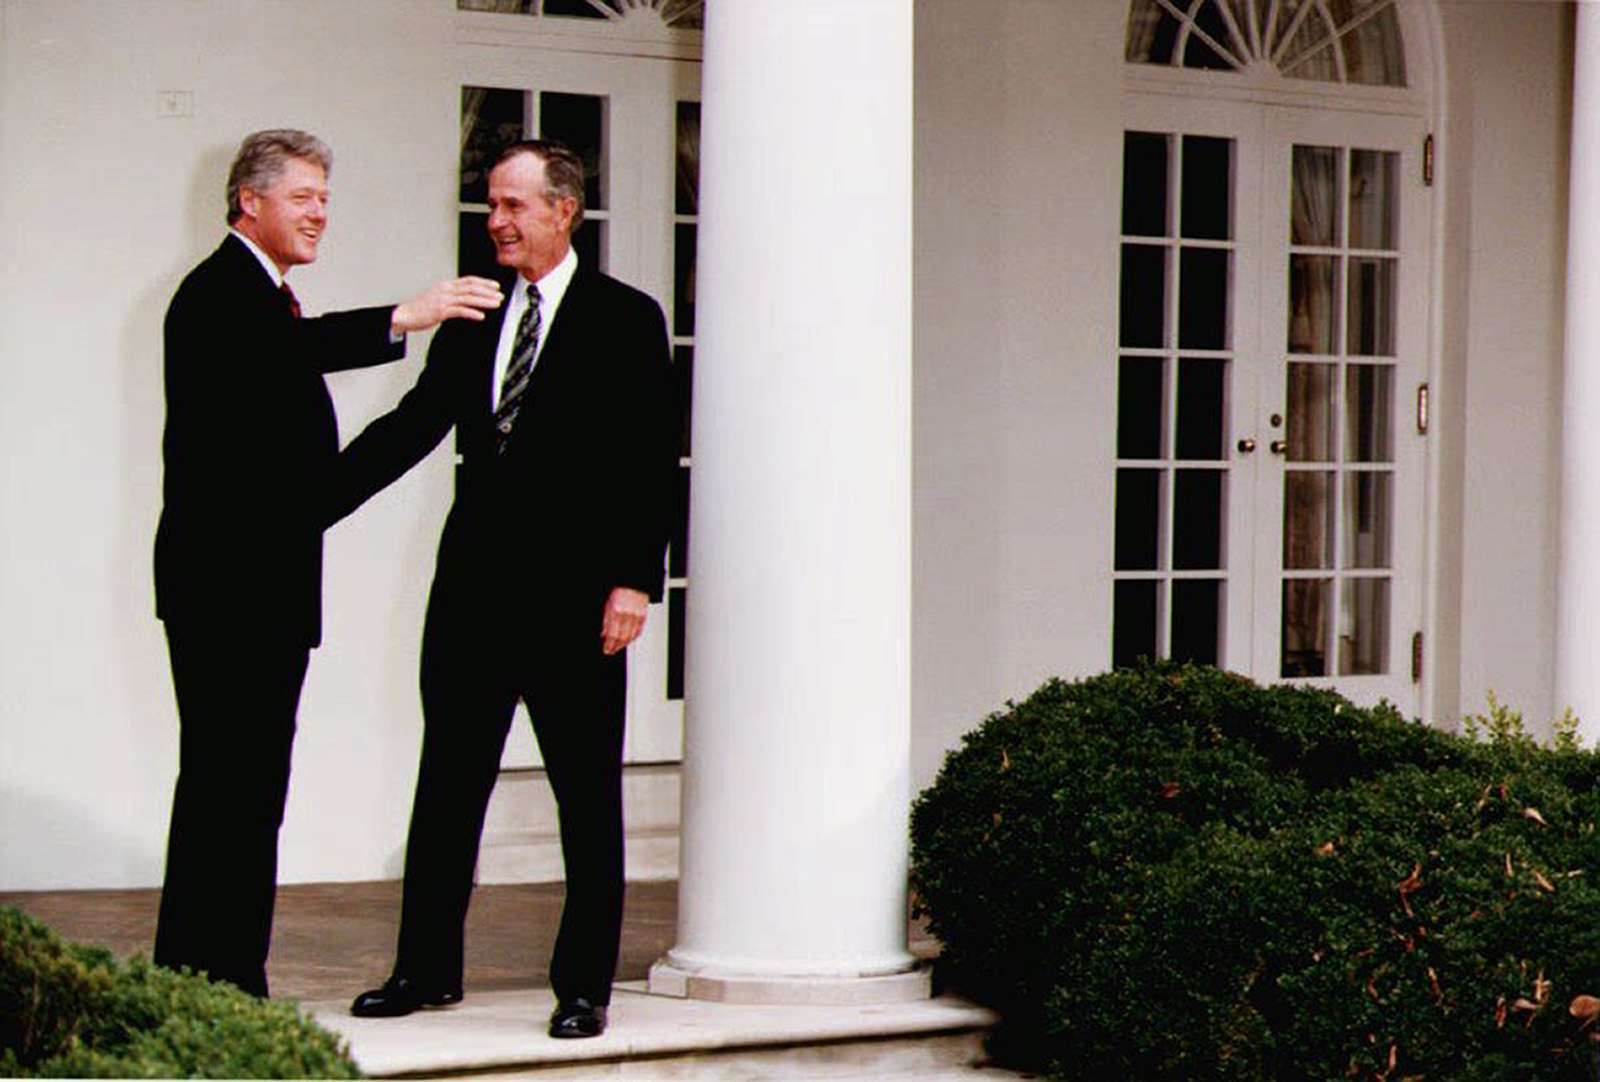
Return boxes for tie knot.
[279,281,301,319]
[525,282,542,308]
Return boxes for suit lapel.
[481,292,515,410]
[526,266,590,395]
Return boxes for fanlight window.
[458,0,703,29]
[1127,0,1405,87]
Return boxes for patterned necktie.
[494,282,542,454]
[280,281,302,319]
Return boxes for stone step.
[307,983,1011,1080]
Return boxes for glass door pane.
[1257,108,1424,711]
[1113,127,1240,670]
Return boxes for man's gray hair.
[225,129,333,224]
[493,139,586,231]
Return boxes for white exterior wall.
[0,0,458,889]
[912,0,1125,787]
[0,0,1581,889]
[1439,0,1571,735]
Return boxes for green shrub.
[0,907,360,1078]
[910,664,1600,1080]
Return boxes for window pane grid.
[665,98,699,701]
[1279,140,1399,679]
[1115,130,1234,670]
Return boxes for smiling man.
[153,129,502,998]
[328,140,677,1039]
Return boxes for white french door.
[1250,107,1428,709]
[1115,97,1429,712]
[457,44,701,767]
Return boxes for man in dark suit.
[335,140,676,1039]
[154,128,502,998]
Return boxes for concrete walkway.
[2,880,1034,1079]
[309,983,1009,1079]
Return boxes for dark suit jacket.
[331,264,676,613]
[154,235,403,647]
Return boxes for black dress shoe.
[548,996,608,1038]
[350,975,463,1018]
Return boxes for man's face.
[238,156,328,273]
[486,152,576,281]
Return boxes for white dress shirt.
[492,247,578,410]
[230,228,285,288]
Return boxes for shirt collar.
[521,246,578,305]
[230,228,285,289]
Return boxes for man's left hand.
[601,587,650,656]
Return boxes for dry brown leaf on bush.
[1428,967,1443,1002]
[1568,994,1600,1027]
[1160,781,1181,799]
[1534,970,1552,1005]
[1316,840,1335,856]
[1496,997,1508,1029]
[1523,807,1549,827]
[1504,853,1515,878]
[999,748,1010,771]
[1534,870,1556,893]
[1372,1042,1398,1082]
[1397,863,1423,915]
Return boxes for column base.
[647,958,932,1006]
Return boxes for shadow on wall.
[110,143,240,845]
[115,139,235,655]
[0,784,163,890]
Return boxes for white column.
[1557,5,1600,739]
[648,1,923,1004]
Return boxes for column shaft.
[1558,6,1600,736]
[654,0,919,1001]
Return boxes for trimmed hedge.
[910,664,1600,1080]
[0,907,360,1078]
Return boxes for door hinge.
[1417,383,1430,435]
[1411,631,1424,684]
[1423,134,1435,186]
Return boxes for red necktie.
[280,281,302,319]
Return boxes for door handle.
[1236,438,1257,454]
[1270,439,1289,455]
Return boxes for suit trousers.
[155,623,308,997]
[393,575,627,1004]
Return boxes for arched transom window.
[458,0,703,30]
[1127,0,1406,87]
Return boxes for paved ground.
[0,878,679,1002]
[0,882,1036,1078]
